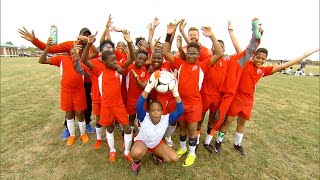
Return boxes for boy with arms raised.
[216,47,320,156]
[163,21,224,167]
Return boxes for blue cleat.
[61,128,70,140]
[86,124,95,133]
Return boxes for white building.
[0,43,19,57]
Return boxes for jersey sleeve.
[49,56,62,67]
[168,102,184,125]
[263,66,274,77]
[173,56,184,69]
[136,95,147,122]
[199,58,212,73]
[236,37,261,68]
[32,38,72,54]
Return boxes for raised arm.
[81,35,96,70]
[228,19,242,54]
[122,30,136,68]
[163,22,179,63]
[272,48,320,73]
[100,14,113,44]
[147,17,160,53]
[176,35,186,60]
[38,38,52,64]
[179,19,191,44]
[136,71,161,121]
[168,79,184,125]
[201,26,224,66]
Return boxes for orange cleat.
[80,134,89,144]
[109,152,116,162]
[94,140,102,149]
[67,136,76,146]
[124,154,133,163]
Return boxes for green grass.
[1,57,319,179]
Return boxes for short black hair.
[256,48,268,57]
[152,50,163,56]
[218,40,225,46]
[135,37,146,46]
[187,42,200,52]
[147,100,163,111]
[99,39,115,51]
[136,49,148,57]
[101,50,115,60]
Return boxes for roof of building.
[0,43,18,48]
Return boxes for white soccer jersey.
[134,113,170,148]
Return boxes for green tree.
[5,41,13,45]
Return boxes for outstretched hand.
[228,19,234,31]
[201,26,213,37]
[171,77,179,98]
[106,14,113,29]
[46,37,53,47]
[179,19,187,32]
[153,17,160,28]
[18,27,35,42]
[167,22,177,34]
[122,30,132,43]
[176,35,182,49]
[87,31,98,44]
[144,70,161,93]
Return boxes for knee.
[130,149,144,160]
[164,154,179,163]
[122,124,131,134]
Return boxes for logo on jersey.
[140,72,146,78]
[257,68,262,74]
[115,71,121,77]
[192,65,198,71]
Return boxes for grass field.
[1,57,319,179]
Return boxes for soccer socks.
[106,131,116,152]
[130,126,135,133]
[179,135,187,150]
[188,137,197,155]
[235,132,244,145]
[196,130,201,145]
[217,131,226,143]
[96,125,102,140]
[78,121,86,135]
[164,125,176,138]
[124,133,133,156]
[204,128,214,145]
[66,119,75,136]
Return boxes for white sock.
[106,131,116,152]
[235,132,244,145]
[164,125,176,137]
[66,119,75,136]
[217,131,226,143]
[204,133,213,145]
[130,126,135,133]
[96,127,102,140]
[78,121,86,135]
[124,133,133,156]
[180,140,187,150]
[196,132,200,145]
[188,144,196,155]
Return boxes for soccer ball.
[154,71,176,93]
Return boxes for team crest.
[257,68,262,74]
[140,72,146,78]
[192,65,198,71]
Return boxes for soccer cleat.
[86,124,95,133]
[182,154,196,167]
[66,136,76,146]
[80,134,89,144]
[151,153,165,165]
[203,143,214,153]
[109,152,116,162]
[124,154,133,163]
[131,162,141,175]
[94,140,102,149]
[214,141,222,154]
[164,136,173,147]
[234,144,247,156]
[61,128,70,140]
[176,148,187,158]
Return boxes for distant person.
[295,68,303,76]
[300,61,306,72]
[286,67,293,75]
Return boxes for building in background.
[0,43,19,57]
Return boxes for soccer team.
[18,16,319,174]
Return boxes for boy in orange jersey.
[163,21,224,167]
[18,27,99,138]
[215,47,319,156]
[81,32,135,163]
[125,49,150,133]
[90,32,135,150]
[38,37,89,146]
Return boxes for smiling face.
[101,51,117,69]
[102,43,114,52]
[151,51,163,68]
[137,39,148,51]
[186,47,200,64]
[116,42,126,53]
[252,52,267,67]
[188,29,199,43]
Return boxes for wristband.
[228,29,233,31]
[165,33,172,42]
